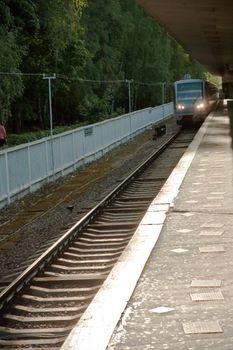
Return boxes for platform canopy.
[137,0,233,79]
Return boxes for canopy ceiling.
[137,0,233,78]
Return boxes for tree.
[0,2,24,124]
[0,0,208,132]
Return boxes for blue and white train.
[173,77,219,125]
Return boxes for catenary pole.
[126,79,134,113]
[43,74,56,136]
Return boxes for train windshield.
[177,82,203,101]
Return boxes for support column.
[227,100,233,149]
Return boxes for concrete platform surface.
[61,110,233,350]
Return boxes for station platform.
[61,106,233,350]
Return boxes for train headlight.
[177,104,185,111]
[196,102,205,109]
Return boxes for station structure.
[61,106,233,349]
[52,2,233,349]
[137,0,233,98]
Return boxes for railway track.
[0,128,196,349]
[0,125,168,291]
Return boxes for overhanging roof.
[137,0,233,76]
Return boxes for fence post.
[5,152,10,204]
[161,82,165,117]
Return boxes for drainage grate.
[200,230,224,236]
[199,245,225,253]
[190,291,224,301]
[190,280,222,288]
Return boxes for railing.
[0,103,173,208]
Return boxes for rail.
[0,129,178,311]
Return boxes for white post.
[161,82,165,117]
[5,152,10,204]
[43,73,56,136]
[43,73,56,178]
[126,79,133,113]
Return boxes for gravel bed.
[0,118,179,278]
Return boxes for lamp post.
[161,82,165,117]
[126,79,134,113]
[43,73,56,136]
[43,73,56,179]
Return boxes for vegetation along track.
[0,127,197,349]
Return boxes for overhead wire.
[0,71,172,85]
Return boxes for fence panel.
[8,147,30,195]
[30,141,48,183]
[73,129,85,164]
[0,103,173,207]
[60,133,74,169]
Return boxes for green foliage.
[6,121,88,147]
[0,0,208,134]
[204,72,222,88]
[0,2,24,123]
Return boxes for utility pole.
[161,82,165,117]
[43,73,56,136]
[126,79,133,113]
[43,73,56,179]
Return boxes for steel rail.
[0,130,180,311]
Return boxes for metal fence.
[0,103,173,208]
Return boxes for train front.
[174,79,205,125]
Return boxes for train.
[173,76,219,125]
